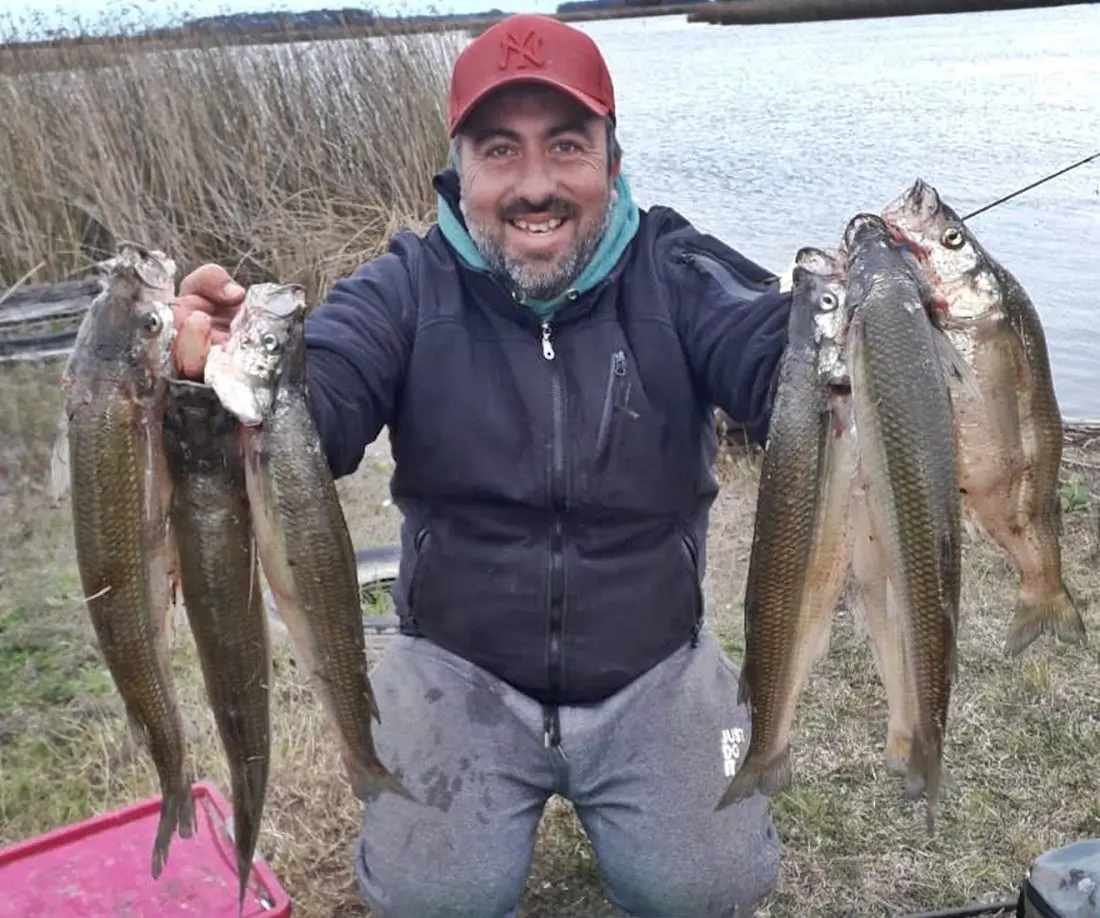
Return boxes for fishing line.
[962,151,1099,221]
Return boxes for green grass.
[2,359,1100,917]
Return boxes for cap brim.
[449,75,611,138]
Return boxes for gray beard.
[462,196,613,301]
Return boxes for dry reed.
[0,12,459,303]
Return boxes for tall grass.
[0,14,459,301]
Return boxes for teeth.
[513,218,563,234]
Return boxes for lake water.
[513,5,1100,420]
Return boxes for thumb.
[178,263,245,305]
[174,310,213,380]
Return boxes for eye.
[140,311,163,335]
[941,226,965,249]
[260,332,280,353]
[820,291,838,311]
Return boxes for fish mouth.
[246,283,306,320]
[842,213,892,252]
[827,381,852,396]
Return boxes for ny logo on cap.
[499,30,543,70]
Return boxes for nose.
[512,150,557,209]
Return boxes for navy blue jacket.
[303,170,791,711]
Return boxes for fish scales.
[717,247,857,809]
[843,213,961,834]
[881,178,1084,656]
[65,242,195,877]
[162,377,271,915]
[206,283,412,805]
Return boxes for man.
[174,13,791,918]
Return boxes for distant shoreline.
[0,0,1089,74]
[688,0,1093,26]
[0,5,708,61]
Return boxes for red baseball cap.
[448,13,616,138]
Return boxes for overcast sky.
[7,0,553,36]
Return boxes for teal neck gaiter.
[437,173,640,319]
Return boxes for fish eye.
[820,291,838,311]
[260,332,280,353]
[140,312,163,335]
[941,226,965,249]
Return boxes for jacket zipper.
[681,529,704,647]
[594,349,628,459]
[405,525,430,634]
[541,320,566,755]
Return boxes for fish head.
[204,282,307,426]
[840,208,948,322]
[839,213,901,299]
[791,246,850,388]
[841,212,895,256]
[880,178,997,319]
[73,242,178,393]
[113,241,179,296]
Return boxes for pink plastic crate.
[0,780,292,917]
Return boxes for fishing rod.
[962,150,1099,221]
[894,896,1019,918]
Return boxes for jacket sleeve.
[303,245,416,479]
[664,230,792,446]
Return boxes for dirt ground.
[2,357,1099,918]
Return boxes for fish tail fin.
[150,783,196,878]
[904,725,944,836]
[367,686,382,725]
[1004,586,1087,656]
[714,747,792,812]
[735,666,753,707]
[232,773,267,916]
[349,760,418,806]
[930,326,982,402]
[178,781,197,839]
[236,849,251,918]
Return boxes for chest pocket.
[593,349,639,468]
[573,341,692,514]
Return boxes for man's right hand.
[172,264,247,379]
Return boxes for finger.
[175,293,236,331]
[177,263,246,306]
[175,311,213,380]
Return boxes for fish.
[842,212,962,834]
[161,377,271,915]
[848,477,918,777]
[63,241,195,876]
[716,246,858,810]
[881,178,1086,657]
[204,282,413,805]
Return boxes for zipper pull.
[540,321,555,360]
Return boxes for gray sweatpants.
[354,627,781,918]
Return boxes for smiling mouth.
[510,217,565,235]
